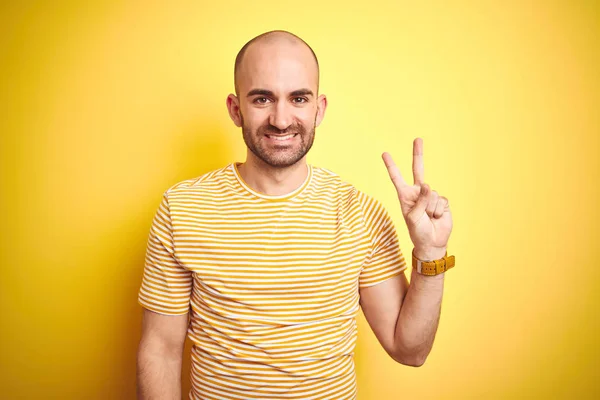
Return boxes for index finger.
[382,152,408,192]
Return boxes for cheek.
[297,108,317,125]
[242,110,267,129]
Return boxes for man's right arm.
[137,309,189,400]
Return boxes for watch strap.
[412,249,456,276]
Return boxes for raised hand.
[382,138,453,258]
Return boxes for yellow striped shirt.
[138,162,407,400]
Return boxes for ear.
[315,94,328,127]
[226,94,242,127]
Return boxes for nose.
[268,101,293,131]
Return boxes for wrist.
[413,246,447,261]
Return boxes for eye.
[293,97,308,104]
[254,97,270,104]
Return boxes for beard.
[240,113,316,168]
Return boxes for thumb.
[407,183,430,224]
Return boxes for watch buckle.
[416,259,423,274]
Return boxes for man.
[136,30,454,400]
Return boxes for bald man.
[137,30,454,400]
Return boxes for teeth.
[269,134,296,141]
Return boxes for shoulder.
[310,166,395,243]
[162,163,234,201]
[310,165,358,198]
[310,165,386,213]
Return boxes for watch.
[412,248,456,276]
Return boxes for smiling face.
[227,34,327,169]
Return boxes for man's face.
[231,41,325,168]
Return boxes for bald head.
[234,30,320,97]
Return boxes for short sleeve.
[137,190,193,315]
[358,192,408,288]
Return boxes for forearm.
[137,347,183,399]
[394,247,446,366]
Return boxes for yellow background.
[1,0,599,398]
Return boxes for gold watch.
[412,248,456,276]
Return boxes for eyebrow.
[246,88,314,98]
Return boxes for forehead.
[239,42,318,94]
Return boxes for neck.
[237,154,309,197]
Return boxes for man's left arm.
[359,246,446,367]
[361,138,454,367]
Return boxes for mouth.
[264,133,299,142]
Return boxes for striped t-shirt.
[138,162,408,400]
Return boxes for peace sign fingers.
[381,137,453,253]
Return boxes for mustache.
[259,125,305,136]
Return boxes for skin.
[137,310,188,399]
[225,33,327,196]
